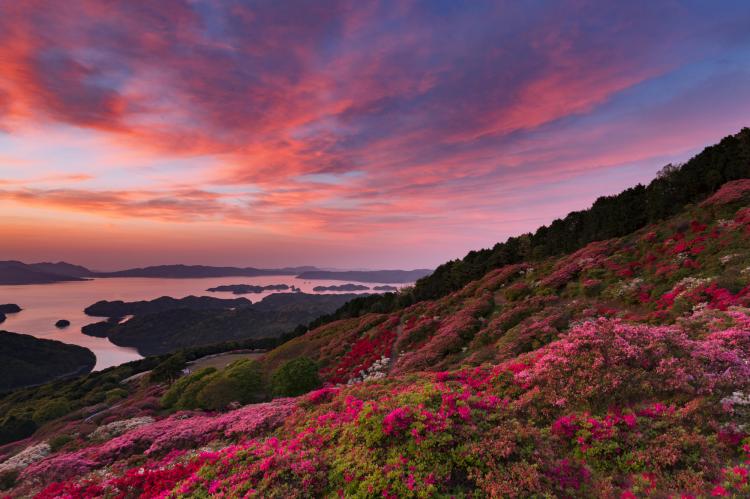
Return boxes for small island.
[373,285,399,291]
[206,283,290,294]
[0,304,22,314]
[313,283,370,292]
[0,304,22,325]
[55,319,71,328]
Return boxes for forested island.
[312,283,370,291]
[84,296,251,317]
[206,284,291,294]
[81,293,360,355]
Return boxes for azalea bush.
[702,179,750,206]
[16,397,297,492]
[272,357,321,396]
[322,317,398,384]
[392,291,493,374]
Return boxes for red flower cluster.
[322,322,396,384]
[701,179,750,206]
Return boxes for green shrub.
[582,279,603,298]
[503,282,531,301]
[196,376,241,411]
[0,469,19,491]
[0,415,36,445]
[176,371,219,410]
[81,390,107,406]
[32,398,71,424]
[149,353,187,383]
[223,359,264,403]
[105,388,128,404]
[671,297,694,317]
[49,433,74,452]
[162,360,266,411]
[715,272,747,294]
[271,357,321,397]
[160,367,217,409]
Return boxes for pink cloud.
[0,1,749,266]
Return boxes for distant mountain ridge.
[0,261,88,285]
[92,264,319,278]
[1,261,431,284]
[29,262,93,278]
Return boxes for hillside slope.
[260,180,750,382]
[0,332,95,392]
[4,179,750,497]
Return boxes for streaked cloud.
[1,0,749,267]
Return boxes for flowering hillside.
[4,179,750,498]
[261,180,750,380]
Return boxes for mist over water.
[0,276,399,370]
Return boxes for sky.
[1,1,750,271]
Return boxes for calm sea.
[0,276,394,370]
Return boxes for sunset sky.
[1,1,750,270]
